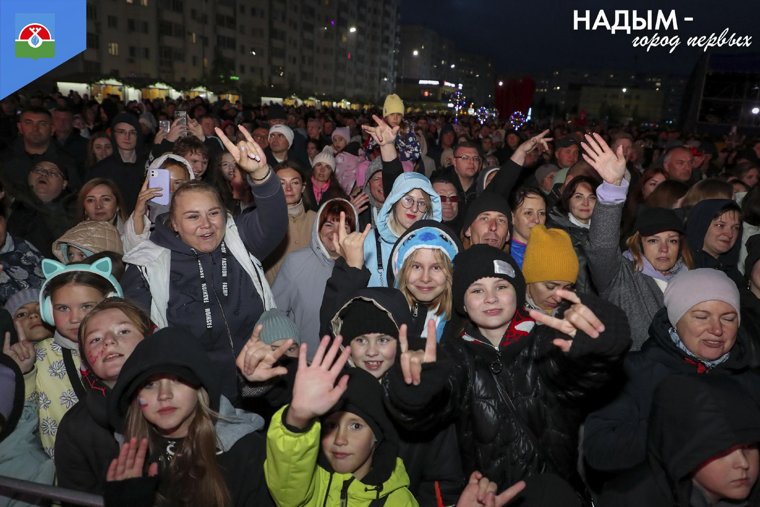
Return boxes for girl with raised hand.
[583,133,694,349]
[3,257,122,458]
[265,335,418,506]
[383,244,631,500]
[106,327,273,507]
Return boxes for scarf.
[287,199,305,218]
[668,327,730,370]
[311,177,330,204]
[461,308,536,349]
[623,250,688,282]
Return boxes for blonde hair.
[124,387,230,507]
[625,231,695,272]
[397,248,453,318]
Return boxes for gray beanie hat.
[4,288,41,317]
[254,309,300,345]
[664,269,740,327]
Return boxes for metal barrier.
[0,476,103,507]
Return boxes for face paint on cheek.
[138,398,149,409]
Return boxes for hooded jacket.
[121,152,195,253]
[584,307,760,474]
[86,113,148,215]
[121,173,286,401]
[52,220,123,263]
[272,198,358,357]
[363,172,442,287]
[330,288,465,506]
[599,375,760,506]
[265,366,418,507]
[105,328,272,507]
[686,199,743,287]
[384,293,631,497]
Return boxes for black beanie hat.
[108,327,220,432]
[453,244,525,315]
[337,299,399,341]
[328,368,397,444]
[461,192,512,235]
[635,207,684,236]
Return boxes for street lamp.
[349,26,357,33]
[498,81,503,86]
[752,107,760,115]
[413,49,419,56]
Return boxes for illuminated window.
[107,42,119,56]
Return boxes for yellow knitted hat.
[522,225,579,284]
[383,94,404,117]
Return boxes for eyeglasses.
[114,128,137,137]
[454,155,482,163]
[439,195,459,203]
[32,167,63,179]
[399,195,428,213]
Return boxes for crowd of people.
[1,87,760,506]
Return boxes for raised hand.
[581,133,626,186]
[510,129,552,166]
[398,320,437,386]
[286,336,351,429]
[456,471,526,507]
[528,289,605,353]
[361,114,400,147]
[106,437,158,482]
[215,125,269,179]
[331,211,371,269]
[187,118,205,141]
[165,117,187,142]
[349,192,370,215]
[236,325,292,382]
[3,330,35,374]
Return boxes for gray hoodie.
[272,198,358,357]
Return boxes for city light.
[349,26,357,33]
[412,49,419,56]
[622,88,628,93]
[752,107,760,115]
[450,64,455,68]
[498,81,503,86]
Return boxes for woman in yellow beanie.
[522,225,580,315]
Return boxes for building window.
[107,16,118,28]
[140,0,149,5]
[107,42,119,56]
[86,32,99,50]
[86,4,97,20]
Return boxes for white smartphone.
[148,168,171,206]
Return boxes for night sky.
[401,0,759,76]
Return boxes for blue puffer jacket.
[362,172,441,287]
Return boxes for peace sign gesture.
[215,125,269,180]
[581,132,626,186]
[235,324,292,382]
[398,320,437,386]
[331,211,371,269]
[528,289,605,353]
[510,129,552,166]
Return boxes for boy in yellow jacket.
[265,336,418,506]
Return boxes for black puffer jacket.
[584,307,760,474]
[383,293,631,495]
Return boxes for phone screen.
[148,168,171,206]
